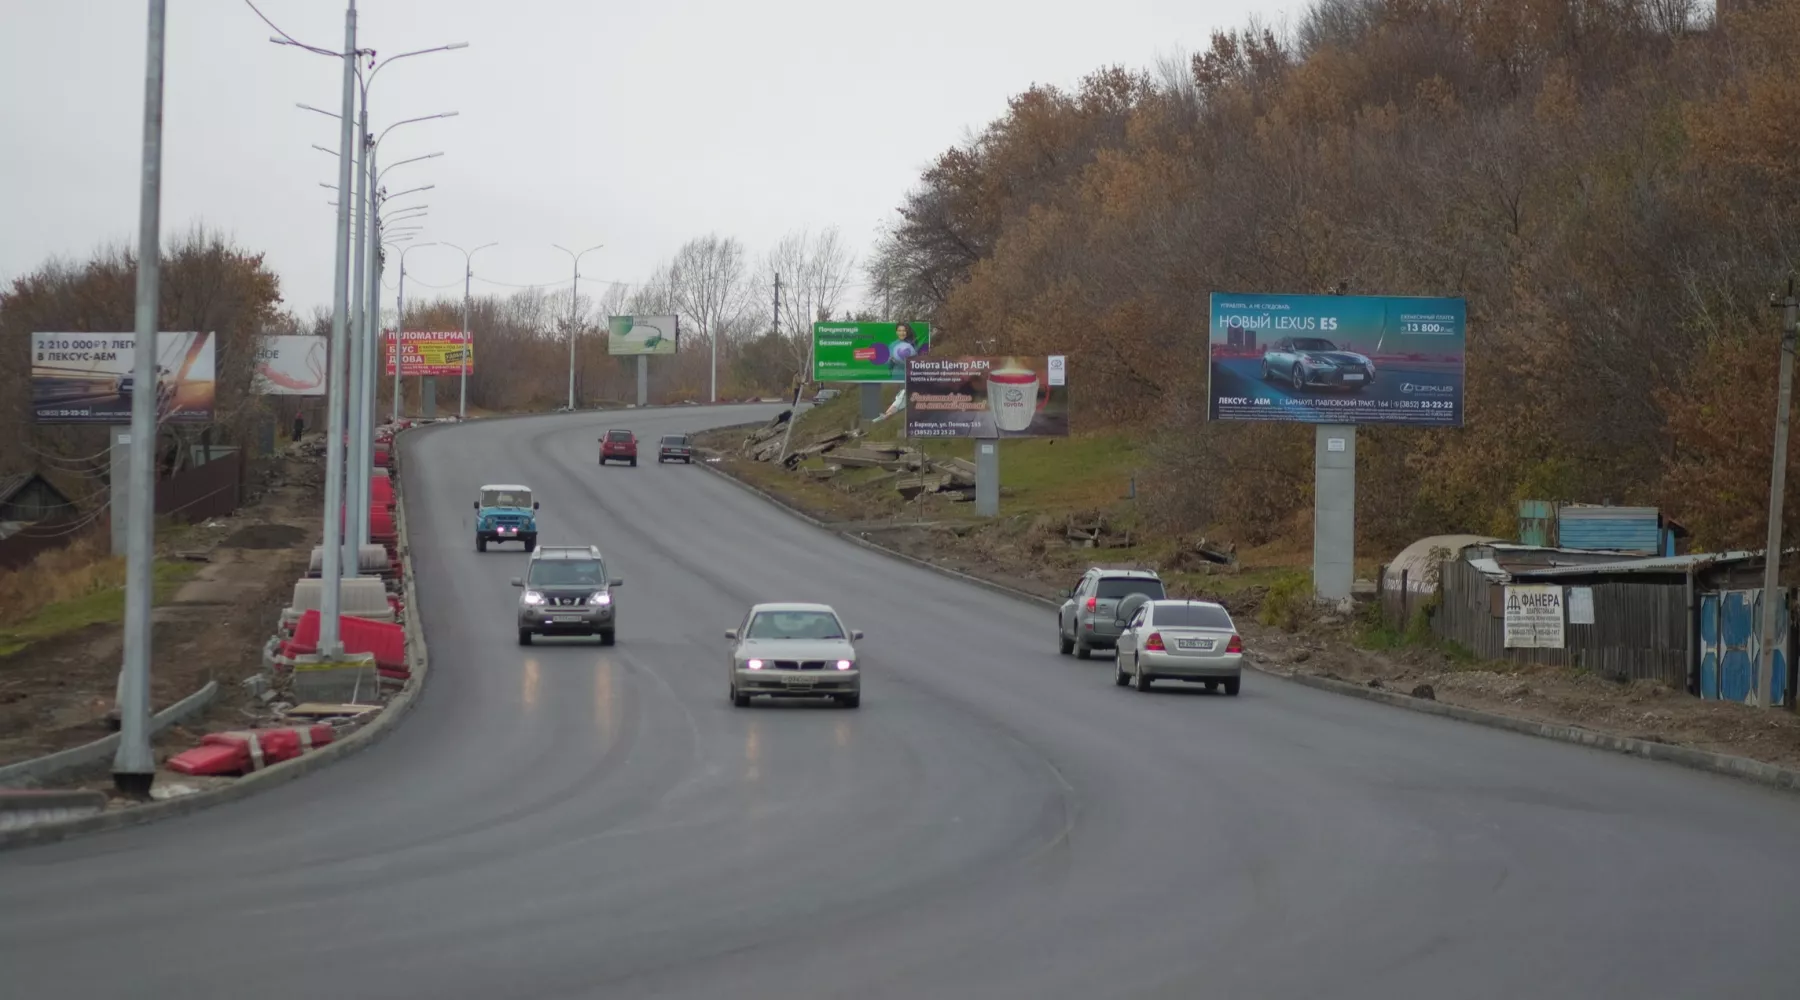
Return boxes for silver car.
[1058,567,1167,659]
[1114,600,1243,694]
[1260,336,1376,391]
[727,602,864,708]
[512,545,622,646]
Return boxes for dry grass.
[0,536,123,628]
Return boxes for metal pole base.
[112,770,154,799]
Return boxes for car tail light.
[1144,632,1165,651]
[1085,597,1097,612]
[1226,635,1243,653]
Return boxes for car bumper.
[1137,651,1241,678]
[480,527,535,540]
[1302,369,1372,388]
[734,669,860,696]
[659,451,692,460]
[519,606,615,632]
[1079,620,1122,646]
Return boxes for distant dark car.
[658,434,693,464]
[1261,337,1376,391]
[600,429,638,467]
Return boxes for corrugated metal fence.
[1432,557,1690,686]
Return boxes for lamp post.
[551,243,604,411]
[393,241,438,422]
[441,242,499,418]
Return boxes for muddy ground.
[0,442,325,791]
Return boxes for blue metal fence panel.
[1699,593,1720,700]
[1720,591,1754,703]
[1557,506,1662,554]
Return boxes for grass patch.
[1256,571,1313,630]
[0,551,198,658]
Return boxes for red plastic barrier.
[370,478,394,504]
[167,725,335,775]
[166,743,246,776]
[281,609,405,668]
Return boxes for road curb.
[0,680,219,788]
[695,456,1800,796]
[0,430,435,852]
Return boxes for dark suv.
[1057,567,1167,659]
[513,545,623,646]
[657,434,693,464]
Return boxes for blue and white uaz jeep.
[474,483,538,552]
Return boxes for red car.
[599,429,638,466]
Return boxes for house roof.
[0,472,73,508]
[1506,550,1773,580]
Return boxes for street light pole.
[552,243,604,411]
[440,242,497,418]
[394,242,436,422]
[113,0,166,796]
[345,97,370,572]
[316,0,360,658]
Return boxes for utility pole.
[773,270,782,336]
[318,0,360,659]
[1759,278,1798,709]
[463,254,475,415]
[394,252,407,422]
[567,269,579,411]
[113,0,167,797]
[345,101,370,570]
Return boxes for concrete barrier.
[0,681,219,789]
[0,790,107,832]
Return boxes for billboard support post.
[976,440,999,517]
[859,383,883,421]
[110,428,132,556]
[1314,425,1356,603]
[422,377,436,420]
[636,355,647,407]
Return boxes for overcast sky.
[1,0,1299,319]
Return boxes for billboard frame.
[30,331,217,424]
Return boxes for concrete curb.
[0,430,435,852]
[695,457,1800,796]
[0,790,108,832]
[0,680,220,789]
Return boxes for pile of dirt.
[220,523,308,550]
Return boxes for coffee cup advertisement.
[904,355,1069,438]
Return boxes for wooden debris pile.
[1065,511,1134,549]
[1165,535,1239,571]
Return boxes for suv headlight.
[523,590,546,605]
[589,591,611,606]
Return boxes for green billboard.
[811,321,932,383]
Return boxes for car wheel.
[731,685,750,707]
[517,629,532,646]
[839,693,861,709]
[476,538,486,552]
[1223,676,1241,696]
[599,629,615,646]
[523,538,535,552]
[1291,363,1305,387]
[1261,361,1272,381]
[1075,640,1092,660]
[1134,664,1153,692]
[1114,658,1129,687]
[1059,628,1074,656]
[629,458,636,467]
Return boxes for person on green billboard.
[885,322,923,376]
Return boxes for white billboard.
[607,315,678,356]
[253,335,328,395]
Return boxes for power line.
[242,0,339,58]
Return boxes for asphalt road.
[5,406,1800,1000]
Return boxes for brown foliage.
[872,0,1800,554]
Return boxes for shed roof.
[1507,550,1771,580]
[0,472,74,509]
[1383,534,1499,593]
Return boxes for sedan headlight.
[836,659,853,671]
[745,658,764,670]
[523,590,546,605]
[589,591,612,606]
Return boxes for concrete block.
[290,652,380,703]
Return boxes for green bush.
[1257,572,1311,631]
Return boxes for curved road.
[5,407,1800,999]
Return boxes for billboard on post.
[30,331,216,424]
[1206,293,1466,427]
[607,315,678,355]
[385,330,473,376]
[905,355,1069,439]
[813,321,932,383]
[253,335,328,395]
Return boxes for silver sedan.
[1114,600,1243,695]
[727,602,864,708]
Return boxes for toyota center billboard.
[1206,293,1466,427]
[31,331,216,424]
[905,355,1068,438]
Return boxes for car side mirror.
[473,500,480,510]
[533,501,540,510]
[851,629,864,641]
[510,578,523,587]
[609,578,623,588]
[725,629,738,640]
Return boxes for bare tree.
[767,227,857,372]
[669,235,752,399]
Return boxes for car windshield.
[607,431,632,442]
[745,610,844,640]
[1096,578,1166,600]
[1291,338,1339,351]
[482,489,531,508]
[1153,604,1233,629]
[528,559,604,587]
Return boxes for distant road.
[4,405,1799,999]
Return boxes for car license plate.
[1176,638,1213,651]
[1343,373,1364,382]
[553,615,583,623]
[786,676,816,688]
